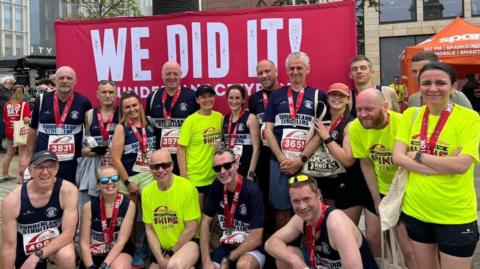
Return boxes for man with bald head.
[142,149,200,269]
[146,61,198,174]
[348,89,416,268]
[26,66,92,183]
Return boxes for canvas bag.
[13,102,29,146]
[379,229,405,269]
[302,90,346,177]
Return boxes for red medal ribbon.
[53,93,74,128]
[287,87,305,124]
[100,194,122,244]
[128,120,148,153]
[262,92,269,111]
[306,203,327,268]
[162,86,182,120]
[419,104,454,154]
[223,175,244,230]
[328,115,345,135]
[227,111,245,148]
[97,108,115,141]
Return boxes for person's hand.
[157,256,169,269]
[20,253,40,269]
[315,119,329,140]
[281,158,303,175]
[373,195,382,215]
[220,258,229,269]
[202,259,216,269]
[406,151,416,159]
[288,255,309,269]
[23,117,31,125]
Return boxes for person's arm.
[177,145,187,178]
[383,86,400,112]
[79,202,94,268]
[327,211,363,269]
[171,220,197,253]
[359,158,381,211]
[200,214,216,269]
[315,120,355,168]
[264,122,285,163]
[111,124,138,194]
[392,141,443,175]
[265,215,307,269]
[84,109,93,136]
[247,114,260,179]
[103,200,136,266]
[145,223,169,268]
[226,228,263,264]
[1,188,20,269]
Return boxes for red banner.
[55,1,357,113]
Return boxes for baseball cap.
[195,84,216,97]
[30,150,59,166]
[327,83,350,97]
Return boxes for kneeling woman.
[80,166,136,269]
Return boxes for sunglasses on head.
[97,175,120,185]
[288,174,310,185]
[212,160,235,173]
[149,162,173,170]
[99,80,116,86]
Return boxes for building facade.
[0,0,28,57]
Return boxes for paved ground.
[1,154,479,267]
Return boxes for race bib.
[281,128,307,158]
[160,128,179,154]
[23,228,60,255]
[260,123,269,147]
[48,135,75,161]
[90,242,112,256]
[219,230,249,245]
[132,149,154,173]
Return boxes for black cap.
[30,150,59,166]
[195,84,215,97]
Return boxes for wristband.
[323,136,335,144]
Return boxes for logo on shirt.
[237,123,245,132]
[203,127,222,145]
[179,102,188,111]
[369,144,393,169]
[239,204,247,216]
[23,210,34,216]
[153,206,178,228]
[304,100,313,110]
[45,207,58,218]
[70,110,79,119]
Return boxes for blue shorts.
[269,159,292,210]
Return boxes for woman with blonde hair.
[2,85,30,183]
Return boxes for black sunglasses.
[97,175,120,185]
[149,162,173,170]
[99,80,116,86]
[212,160,236,173]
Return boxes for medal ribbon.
[100,194,122,244]
[128,120,148,153]
[53,93,74,128]
[419,104,453,154]
[227,111,245,148]
[162,86,181,120]
[287,87,305,125]
[223,175,244,230]
[328,115,345,135]
[97,108,115,141]
[262,92,269,110]
[306,203,327,268]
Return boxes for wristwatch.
[300,154,308,163]
[123,179,130,186]
[34,249,44,261]
[323,136,335,145]
[248,171,256,178]
[414,151,423,163]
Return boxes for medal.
[223,175,243,235]
[292,119,297,128]
[165,118,171,127]
[225,228,232,235]
[287,87,304,128]
[100,140,109,147]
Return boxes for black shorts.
[16,255,47,269]
[196,184,211,194]
[401,213,479,257]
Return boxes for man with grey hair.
[264,51,329,229]
[0,76,15,149]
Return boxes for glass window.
[4,6,12,30]
[380,0,417,23]
[13,0,23,4]
[424,0,463,20]
[16,35,23,56]
[473,0,480,15]
[4,33,13,56]
[15,7,22,31]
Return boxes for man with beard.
[348,89,416,268]
[26,66,92,184]
[142,149,200,269]
[146,61,198,174]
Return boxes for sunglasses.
[97,175,120,185]
[212,160,235,173]
[288,174,310,184]
[99,80,117,86]
[149,162,173,170]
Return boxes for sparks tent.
[400,17,480,96]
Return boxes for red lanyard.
[306,203,327,268]
[100,194,122,244]
[419,104,453,154]
[287,87,305,123]
[223,175,244,230]
[53,93,74,128]
[97,108,115,141]
[328,115,345,135]
[262,92,269,110]
[162,87,181,119]
[227,111,245,148]
[128,120,148,153]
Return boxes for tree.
[78,0,142,19]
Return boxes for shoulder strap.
[38,93,44,116]
[314,89,318,117]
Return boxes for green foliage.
[78,0,143,19]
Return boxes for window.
[380,0,417,23]
[472,0,480,15]
[424,0,463,20]
[15,7,22,31]
[4,33,13,56]
[16,35,23,56]
[4,6,12,30]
